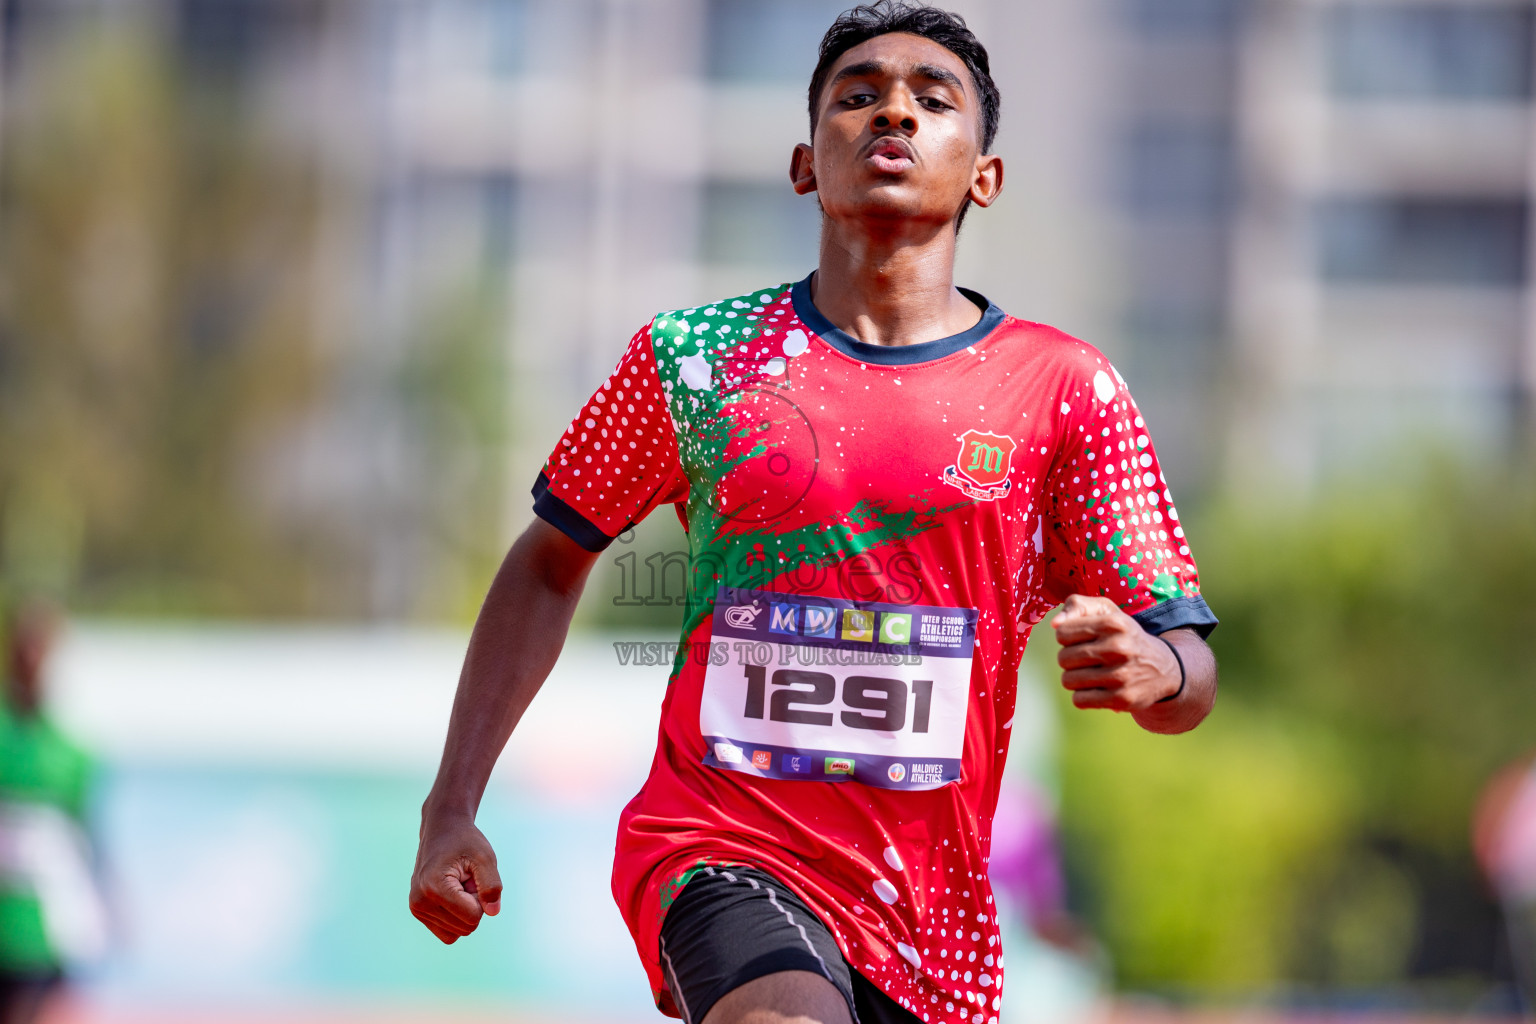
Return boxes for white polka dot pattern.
[536,324,690,544]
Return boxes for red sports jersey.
[532,277,1216,1024]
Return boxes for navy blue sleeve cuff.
[531,472,615,553]
[1132,594,1218,639]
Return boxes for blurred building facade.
[378,0,1536,504]
[1228,0,1536,484]
[375,0,1247,500]
[3,0,1533,617]
[276,0,1245,518]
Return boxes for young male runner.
[410,5,1219,1023]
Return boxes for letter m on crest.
[955,430,1017,488]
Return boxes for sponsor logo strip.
[709,586,978,659]
[701,736,959,790]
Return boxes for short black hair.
[808,2,1001,154]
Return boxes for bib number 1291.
[740,665,933,734]
[699,586,976,790]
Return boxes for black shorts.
[0,968,63,1014]
[658,863,920,1024]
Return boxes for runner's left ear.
[790,143,818,196]
[967,152,1003,210]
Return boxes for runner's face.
[795,33,1000,229]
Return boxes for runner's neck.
[811,220,981,348]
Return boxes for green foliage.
[0,21,508,620]
[395,286,512,623]
[1055,465,1536,994]
[1058,702,1353,989]
[1203,465,1536,853]
[0,23,321,614]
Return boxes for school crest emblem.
[943,429,1017,501]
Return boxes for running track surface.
[40,1000,1533,1024]
[44,1004,573,1024]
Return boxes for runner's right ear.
[790,143,817,196]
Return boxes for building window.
[1121,120,1233,217]
[705,0,849,82]
[1329,5,1534,101]
[485,0,526,77]
[482,173,518,270]
[1123,0,1247,36]
[176,0,319,77]
[1317,197,1528,286]
[415,0,526,79]
[701,183,821,268]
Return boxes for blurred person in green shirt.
[0,601,104,1024]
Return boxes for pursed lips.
[865,135,916,174]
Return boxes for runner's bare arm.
[1050,594,1216,735]
[410,517,600,943]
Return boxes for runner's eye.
[842,92,875,107]
[918,96,952,112]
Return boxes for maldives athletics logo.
[942,429,1017,501]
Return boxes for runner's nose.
[871,87,918,134]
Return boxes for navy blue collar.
[790,273,1006,366]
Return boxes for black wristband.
[1156,635,1186,703]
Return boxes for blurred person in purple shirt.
[988,776,1091,955]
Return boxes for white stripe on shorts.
[763,885,835,984]
[659,933,693,1024]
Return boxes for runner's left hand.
[1050,594,1180,711]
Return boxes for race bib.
[699,586,977,790]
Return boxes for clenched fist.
[1050,594,1181,712]
[409,815,503,944]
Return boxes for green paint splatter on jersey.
[657,858,722,915]
[647,285,964,679]
[1149,572,1193,603]
[1072,491,1198,602]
